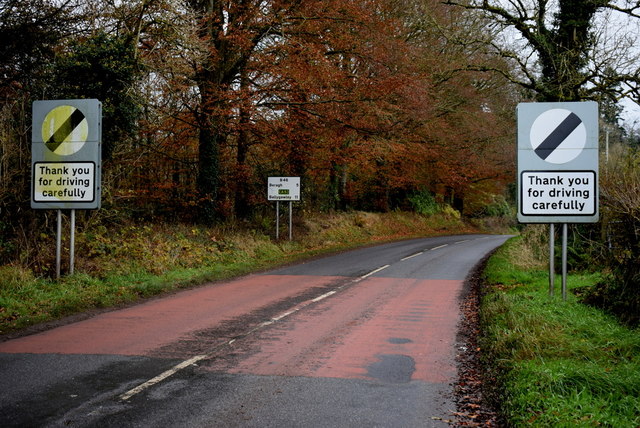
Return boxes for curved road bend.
[0,234,510,427]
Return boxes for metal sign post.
[549,224,555,296]
[517,102,599,300]
[56,210,62,279]
[276,201,280,240]
[268,177,300,241]
[562,223,568,300]
[289,201,293,241]
[70,209,76,275]
[31,99,102,278]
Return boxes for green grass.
[481,236,640,427]
[0,210,478,334]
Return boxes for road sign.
[517,101,598,223]
[268,177,301,201]
[31,99,102,210]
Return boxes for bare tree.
[442,0,640,104]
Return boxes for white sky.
[619,98,640,128]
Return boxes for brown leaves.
[453,262,503,427]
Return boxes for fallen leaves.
[453,259,502,427]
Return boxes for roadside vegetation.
[0,209,495,335]
[480,227,640,427]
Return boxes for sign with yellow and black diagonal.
[42,105,89,155]
[31,99,102,210]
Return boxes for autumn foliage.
[0,0,517,261]
[123,0,517,221]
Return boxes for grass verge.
[1,210,479,335]
[481,236,640,427]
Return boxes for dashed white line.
[272,309,297,321]
[312,290,337,302]
[401,252,423,261]
[119,354,207,401]
[430,244,448,251]
[359,264,390,279]
[455,239,469,244]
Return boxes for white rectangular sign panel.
[33,162,96,203]
[517,101,599,223]
[268,177,300,201]
[520,171,596,216]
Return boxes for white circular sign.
[530,108,586,164]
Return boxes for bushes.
[408,189,440,215]
[581,146,640,325]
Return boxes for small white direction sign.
[517,101,598,223]
[268,177,301,201]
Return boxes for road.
[0,234,510,427]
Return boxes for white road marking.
[430,244,448,251]
[454,239,469,244]
[401,252,423,261]
[360,264,390,279]
[312,290,337,302]
[272,309,297,321]
[120,354,207,401]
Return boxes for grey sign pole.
[549,224,555,296]
[562,224,568,300]
[276,201,280,240]
[289,201,293,241]
[56,210,62,279]
[70,209,76,275]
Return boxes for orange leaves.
[123,0,517,217]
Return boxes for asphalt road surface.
[0,234,510,427]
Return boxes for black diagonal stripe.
[534,112,582,160]
[45,108,86,152]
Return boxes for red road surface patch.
[0,273,464,388]
[0,275,344,356]
[206,277,463,384]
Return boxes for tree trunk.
[196,108,220,223]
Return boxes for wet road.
[0,234,510,427]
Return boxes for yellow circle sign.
[41,105,89,155]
